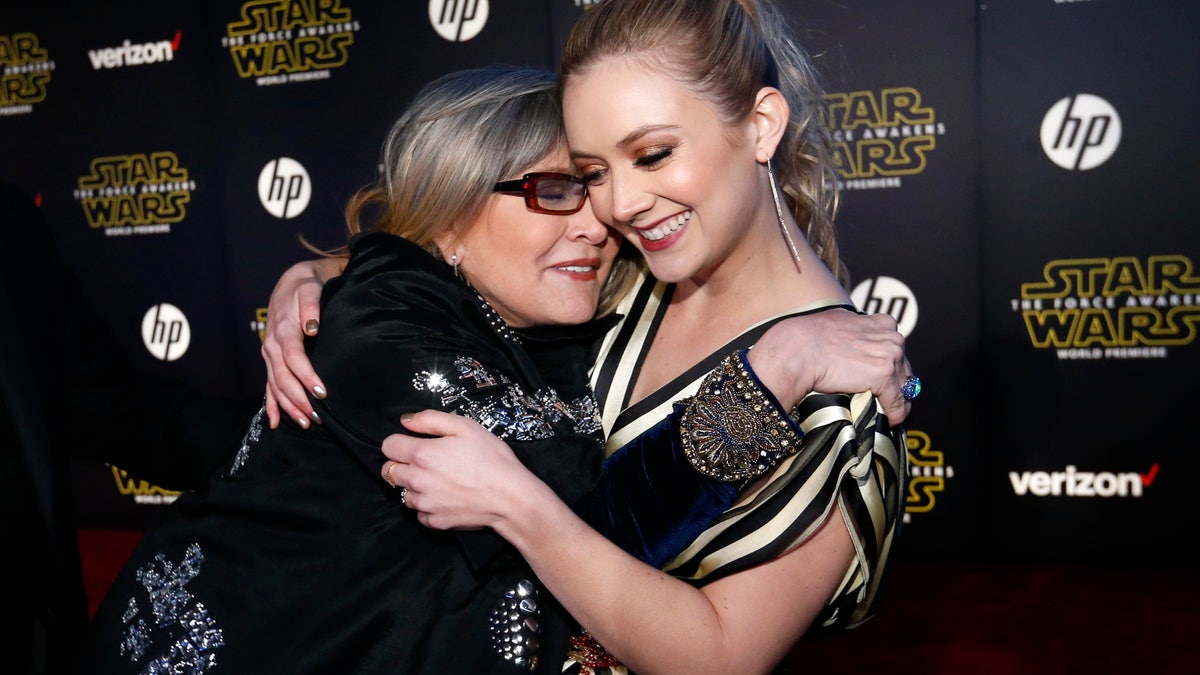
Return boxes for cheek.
[587,186,617,226]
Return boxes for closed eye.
[635,147,672,168]
[579,167,607,185]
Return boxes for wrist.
[493,476,568,550]
[745,338,811,410]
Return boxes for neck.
[674,211,842,316]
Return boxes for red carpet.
[789,559,1196,674]
[78,528,144,618]
[79,529,1196,673]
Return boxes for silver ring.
[398,487,407,506]
[900,375,922,401]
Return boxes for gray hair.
[347,66,566,252]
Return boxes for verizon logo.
[88,31,181,69]
[1009,464,1159,498]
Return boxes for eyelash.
[635,148,672,167]
[579,168,606,185]
[579,147,675,185]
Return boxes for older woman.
[77,66,638,674]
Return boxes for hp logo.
[851,276,918,338]
[141,303,191,361]
[429,0,489,42]
[257,157,312,218]
[1040,94,1122,171]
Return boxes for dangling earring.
[767,157,803,274]
[450,254,462,279]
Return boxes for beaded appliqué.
[475,290,521,344]
[228,405,265,475]
[413,356,602,440]
[119,542,225,673]
[490,579,541,670]
[679,349,803,482]
[566,629,623,674]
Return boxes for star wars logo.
[222,0,360,86]
[1012,255,1200,360]
[250,307,269,342]
[904,430,953,525]
[823,87,946,191]
[110,465,182,505]
[0,32,55,115]
[74,151,197,236]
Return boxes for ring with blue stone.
[900,375,922,401]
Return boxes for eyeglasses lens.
[533,177,586,212]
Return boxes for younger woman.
[384,1,912,672]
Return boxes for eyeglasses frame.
[492,171,589,215]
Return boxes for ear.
[751,86,790,164]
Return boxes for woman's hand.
[380,410,545,532]
[749,309,914,428]
[261,257,344,429]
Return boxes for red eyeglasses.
[493,172,589,215]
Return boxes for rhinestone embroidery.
[490,579,541,670]
[228,406,265,475]
[679,350,803,482]
[119,542,225,673]
[413,357,602,441]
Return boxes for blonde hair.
[560,0,848,287]
[335,66,638,316]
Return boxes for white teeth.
[558,265,594,272]
[640,210,692,242]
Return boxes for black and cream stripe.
[589,273,908,631]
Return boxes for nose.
[564,205,609,245]
[607,169,654,225]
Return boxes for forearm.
[496,478,747,674]
[742,308,912,429]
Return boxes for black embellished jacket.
[77,232,618,674]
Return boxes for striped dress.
[566,273,909,673]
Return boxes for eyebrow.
[570,124,681,160]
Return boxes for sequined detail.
[490,579,541,670]
[566,629,623,673]
[413,357,602,441]
[679,349,802,482]
[475,291,521,344]
[565,395,601,436]
[229,405,265,475]
[119,542,225,672]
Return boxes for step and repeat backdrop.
[2,0,1196,565]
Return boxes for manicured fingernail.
[295,416,310,429]
[304,318,320,335]
[309,411,322,425]
[312,385,327,399]
[400,413,413,424]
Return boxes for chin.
[544,302,599,325]
[644,261,697,285]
